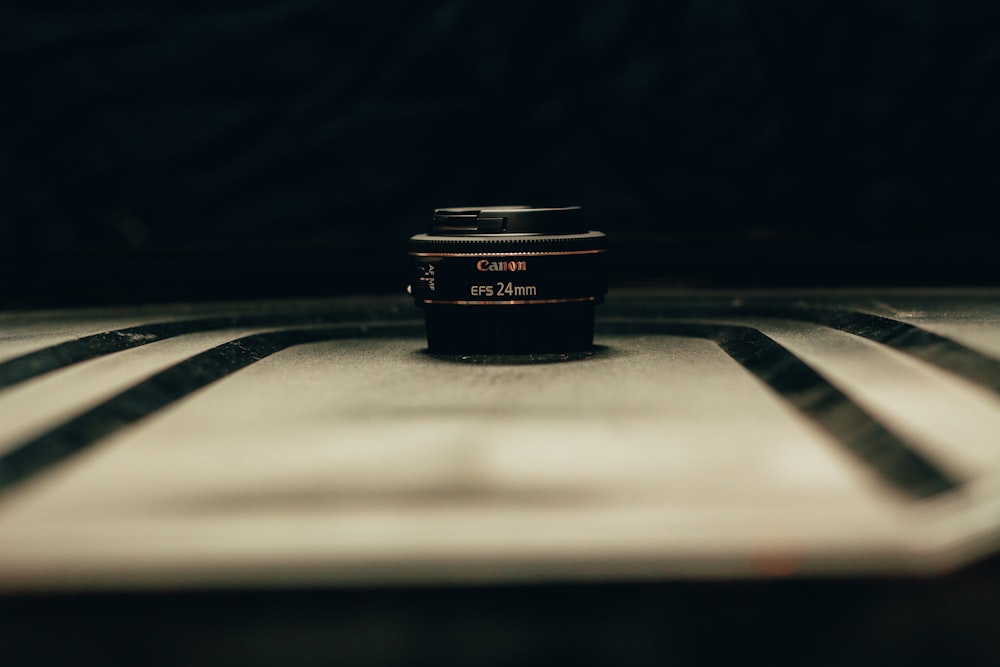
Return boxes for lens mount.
[409,206,607,353]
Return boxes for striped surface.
[1,290,1000,590]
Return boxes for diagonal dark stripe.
[0,318,244,391]
[0,323,422,496]
[0,317,960,501]
[5,300,999,403]
[600,320,962,500]
[796,309,1000,395]
[604,302,1000,397]
[0,305,412,392]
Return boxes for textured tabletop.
[2,289,1000,591]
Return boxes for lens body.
[408,206,607,353]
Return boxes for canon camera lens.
[408,206,607,353]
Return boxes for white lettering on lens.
[495,282,537,297]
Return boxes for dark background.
[2,0,999,306]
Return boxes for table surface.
[2,288,1000,592]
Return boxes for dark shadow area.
[419,345,613,366]
[3,554,1000,666]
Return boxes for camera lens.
[408,206,608,353]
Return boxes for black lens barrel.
[409,206,607,354]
